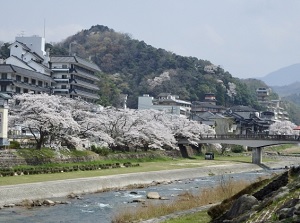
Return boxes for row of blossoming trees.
[8,93,216,150]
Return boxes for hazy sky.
[1,0,300,79]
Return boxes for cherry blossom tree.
[9,93,215,151]
[9,93,80,150]
[268,120,297,135]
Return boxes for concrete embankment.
[0,162,289,206]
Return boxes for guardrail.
[196,134,300,141]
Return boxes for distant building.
[256,87,270,102]
[224,105,272,135]
[0,35,101,103]
[256,87,289,122]
[190,93,226,117]
[0,64,53,94]
[138,93,191,116]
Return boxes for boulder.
[43,199,55,206]
[3,203,15,208]
[33,200,43,206]
[146,192,160,199]
[225,194,258,220]
[132,199,146,203]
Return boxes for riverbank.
[0,159,296,207]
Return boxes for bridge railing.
[198,134,300,141]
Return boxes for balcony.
[52,68,69,72]
[53,78,69,83]
[52,88,69,93]
[71,79,99,90]
[70,89,99,99]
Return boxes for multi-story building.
[50,56,100,103]
[0,35,100,103]
[138,93,191,116]
[256,87,289,121]
[0,64,53,94]
[256,87,270,102]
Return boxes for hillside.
[259,63,300,87]
[272,82,300,97]
[46,25,258,109]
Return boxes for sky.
[1,0,300,79]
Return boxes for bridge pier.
[252,147,262,164]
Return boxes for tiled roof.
[10,55,37,71]
[50,56,101,72]
[192,102,225,109]
[9,41,31,51]
[230,105,257,112]
[0,64,54,82]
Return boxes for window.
[1,73,7,79]
[16,87,21,93]
[16,75,21,81]
[23,89,28,93]
[24,77,29,83]
[62,75,67,79]
[1,85,6,92]
[62,85,67,89]
[62,65,68,69]
[38,81,43,87]
[32,79,36,85]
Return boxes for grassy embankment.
[0,148,255,186]
[111,144,300,223]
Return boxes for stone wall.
[0,149,182,168]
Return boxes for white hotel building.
[0,35,100,103]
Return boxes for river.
[0,169,283,223]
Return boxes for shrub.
[231,145,245,153]
[91,146,111,156]
[9,141,21,149]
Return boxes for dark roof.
[192,102,225,109]
[10,55,37,71]
[50,56,101,72]
[31,52,44,61]
[0,93,12,99]
[0,64,54,82]
[229,105,257,112]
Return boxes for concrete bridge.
[177,134,300,164]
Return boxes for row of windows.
[0,85,41,94]
[16,75,48,87]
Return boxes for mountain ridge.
[258,63,300,87]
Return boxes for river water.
[0,169,284,223]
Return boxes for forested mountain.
[259,63,300,86]
[45,25,259,109]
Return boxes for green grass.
[0,152,279,186]
[16,148,57,159]
[0,156,251,186]
[162,211,211,223]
